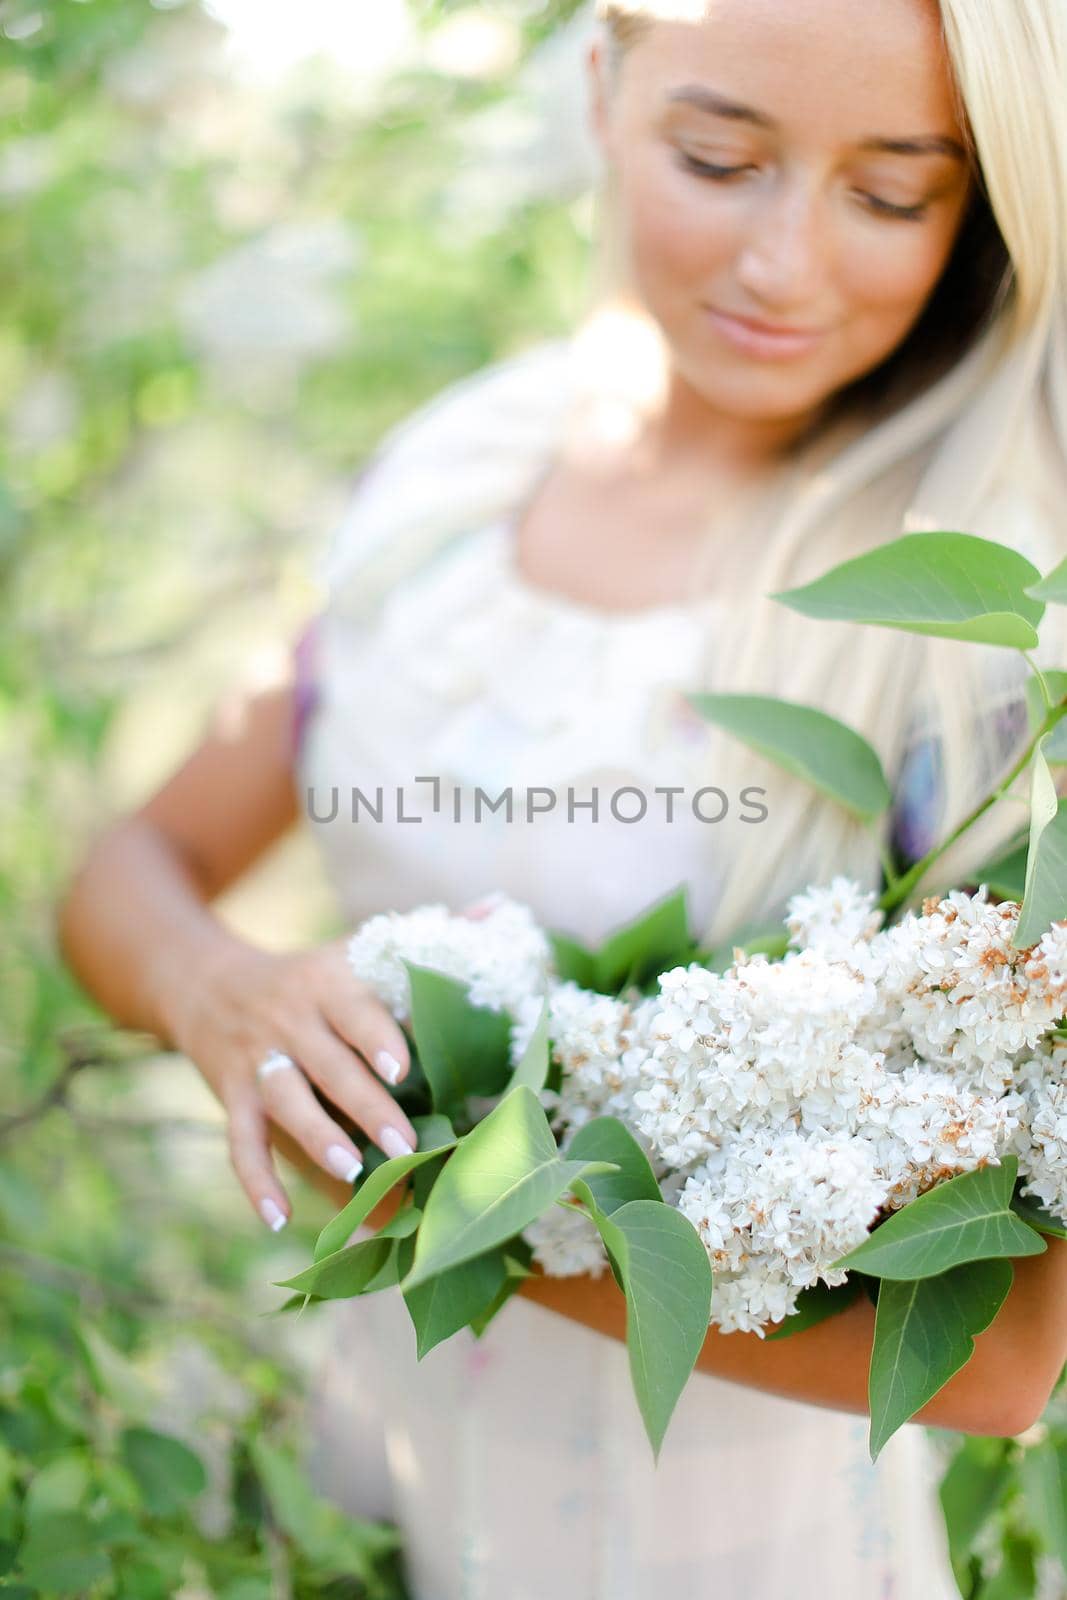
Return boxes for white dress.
[293,512,962,1600]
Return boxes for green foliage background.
[1,1,1064,1596]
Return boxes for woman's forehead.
[614,0,964,146]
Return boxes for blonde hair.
[591,0,1067,948]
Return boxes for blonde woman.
[59,1,1067,1594]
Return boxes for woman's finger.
[225,1085,291,1232]
[257,1058,365,1184]
[287,1019,420,1159]
[315,944,411,1086]
[326,989,411,1087]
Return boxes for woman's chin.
[681,366,838,431]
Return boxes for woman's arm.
[57,680,300,1041]
[516,1232,1067,1438]
[56,675,418,1229]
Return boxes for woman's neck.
[635,365,827,478]
[572,301,830,482]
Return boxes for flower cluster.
[344,883,1067,1336]
[346,896,551,1019]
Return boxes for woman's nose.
[733,174,828,312]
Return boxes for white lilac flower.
[786,875,885,958]
[862,888,1067,1094]
[1015,1080,1067,1223]
[346,895,551,1019]
[522,1200,609,1279]
[538,983,656,1136]
[859,1065,1023,1208]
[1013,1039,1067,1223]
[348,883,1067,1336]
[675,1129,890,1333]
[632,951,882,1163]
[703,1264,800,1338]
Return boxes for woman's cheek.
[623,170,736,313]
[837,229,957,360]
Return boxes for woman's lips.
[705,306,829,361]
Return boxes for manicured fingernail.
[326,1143,363,1183]
[380,1126,414,1159]
[375,1049,403,1085]
[260,1198,287,1232]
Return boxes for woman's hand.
[160,934,418,1232]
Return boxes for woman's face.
[592,0,975,427]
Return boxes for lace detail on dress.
[367,518,723,791]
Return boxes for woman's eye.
[677,152,755,182]
[857,190,930,222]
[674,147,930,218]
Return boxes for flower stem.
[878,685,1067,917]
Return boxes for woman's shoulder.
[315,338,579,616]
[340,338,577,518]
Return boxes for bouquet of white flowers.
[277,530,1067,1463]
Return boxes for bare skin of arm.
[514,1231,1067,1440]
[56,677,1067,1434]
[56,677,419,1231]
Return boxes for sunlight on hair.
[599,0,711,21]
[571,300,671,452]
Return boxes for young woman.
[59,1,1067,1594]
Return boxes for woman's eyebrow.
[665,86,967,161]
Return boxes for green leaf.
[406,963,513,1113]
[507,998,550,1094]
[1019,1439,1067,1569]
[22,1453,91,1521]
[400,1086,618,1292]
[216,1582,274,1600]
[402,1248,509,1358]
[868,1258,1013,1458]
[832,1157,1046,1279]
[119,1428,207,1516]
[377,1203,422,1239]
[975,835,1030,903]
[1014,763,1067,948]
[276,1234,395,1299]
[771,531,1045,649]
[313,1113,455,1262]
[1028,557,1067,603]
[980,1535,1038,1600]
[281,1209,415,1307]
[763,1278,862,1340]
[16,1512,112,1594]
[1024,670,1067,763]
[268,1291,318,1316]
[468,1251,534,1339]
[564,1117,662,1214]
[938,1436,1013,1571]
[591,887,693,991]
[549,932,598,987]
[687,693,891,821]
[569,1188,713,1459]
[249,1438,399,1581]
[114,1550,187,1600]
[75,1326,156,1419]
[1011,1190,1067,1239]
[362,1232,415,1294]
[411,1147,450,1210]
